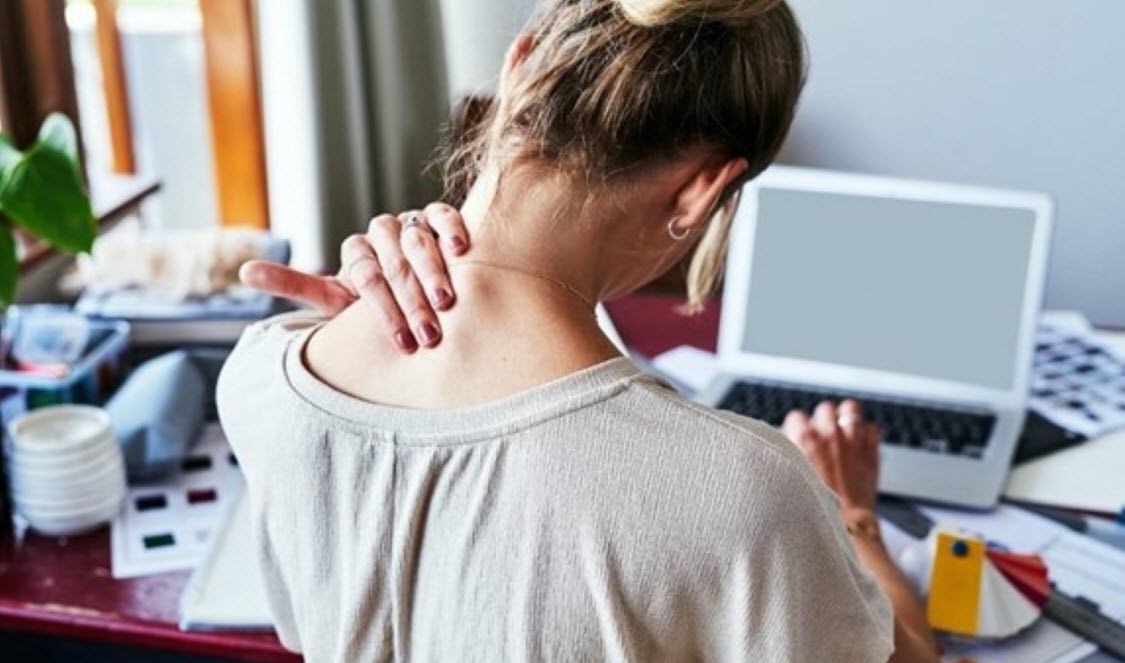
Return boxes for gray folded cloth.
[108,350,205,480]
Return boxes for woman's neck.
[304,223,621,410]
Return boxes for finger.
[811,401,841,443]
[863,423,882,464]
[338,234,375,295]
[423,201,470,255]
[837,399,865,444]
[347,256,420,353]
[368,214,442,348]
[796,428,832,480]
[337,233,420,352]
[240,261,354,316]
[864,422,881,450]
[782,409,813,449]
[401,210,456,311]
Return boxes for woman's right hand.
[240,202,468,352]
[781,400,881,512]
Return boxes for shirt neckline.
[282,325,650,445]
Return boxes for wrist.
[841,506,883,546]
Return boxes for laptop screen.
[741,187,1038,389]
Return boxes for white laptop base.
[698,166,1053,509]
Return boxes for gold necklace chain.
[449,259,597,313]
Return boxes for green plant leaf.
[37,112,80,162]
[0,133,19,171]
[0,143,96,254]
[0,226,17,305]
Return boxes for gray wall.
[438,0,538,99]
[783,0,1125,327]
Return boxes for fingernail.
[449,236,466,253]
[418,322,440,346]
[395,330,418,352]
[432,288,452,309]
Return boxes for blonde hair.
[439,0,805,313]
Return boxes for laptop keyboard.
[717,381,997,459]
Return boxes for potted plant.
[0,112,95,528]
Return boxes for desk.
[0,527,296,661]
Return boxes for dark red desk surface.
[0,527,298,662]
[0,293,712,660]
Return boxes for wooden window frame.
[199,0,270,230]
[92,0,136,174]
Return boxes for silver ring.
[402,214,426,232]
[836,414,859,429]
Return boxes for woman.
[219,0,940,660]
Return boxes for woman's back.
[217,313,893,663]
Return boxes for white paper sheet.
[110,424,241,578]
[179,481,273,631]
[651,345,719,395]
[1030,322,1125,438]
[1004,428,1125,515]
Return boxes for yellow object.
[927,532,984,634]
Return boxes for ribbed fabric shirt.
[217,313,894,663]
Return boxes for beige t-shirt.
[217,313,894,663]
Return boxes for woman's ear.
[499,32,536,97]
[669,157,750,238]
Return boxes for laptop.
[696,166,1053,508]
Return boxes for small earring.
[667,217,691,241]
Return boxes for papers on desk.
[110,424,241,578]
[882,504,1125,663]
[179,481,273,631]
[650,345,718,395]
[1004,428,1125,516]
[1030,319,1125,439]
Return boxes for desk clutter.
[1031,321,1125,439]
[879,500,1125,662]
[72,229,291,348]
[110,424,241,579]
[4,405,127,536]
[900,530,1046,640]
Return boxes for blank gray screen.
[742,188,1037,389]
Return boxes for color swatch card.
[110,424,240,579]
[1031,323,1125,438]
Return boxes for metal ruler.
[1043,591,1125,661]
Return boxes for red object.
[187,488,219,505]
[0,293,702,659]
[604,293,721,357]
[986,549,1051,606]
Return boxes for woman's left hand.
[781,399,881,512]
[240,203,469,350]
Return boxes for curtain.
[258,0,450,272]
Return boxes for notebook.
[178,480,273,631]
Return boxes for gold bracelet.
[842,507,883,545]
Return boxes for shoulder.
[618,378,824,491]
[216,312,324,453]
[590,378,845,537]
[219,311,321,383]
[598,382,895,658]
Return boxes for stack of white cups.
[5,405,126,536]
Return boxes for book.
[178,479,274,631]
